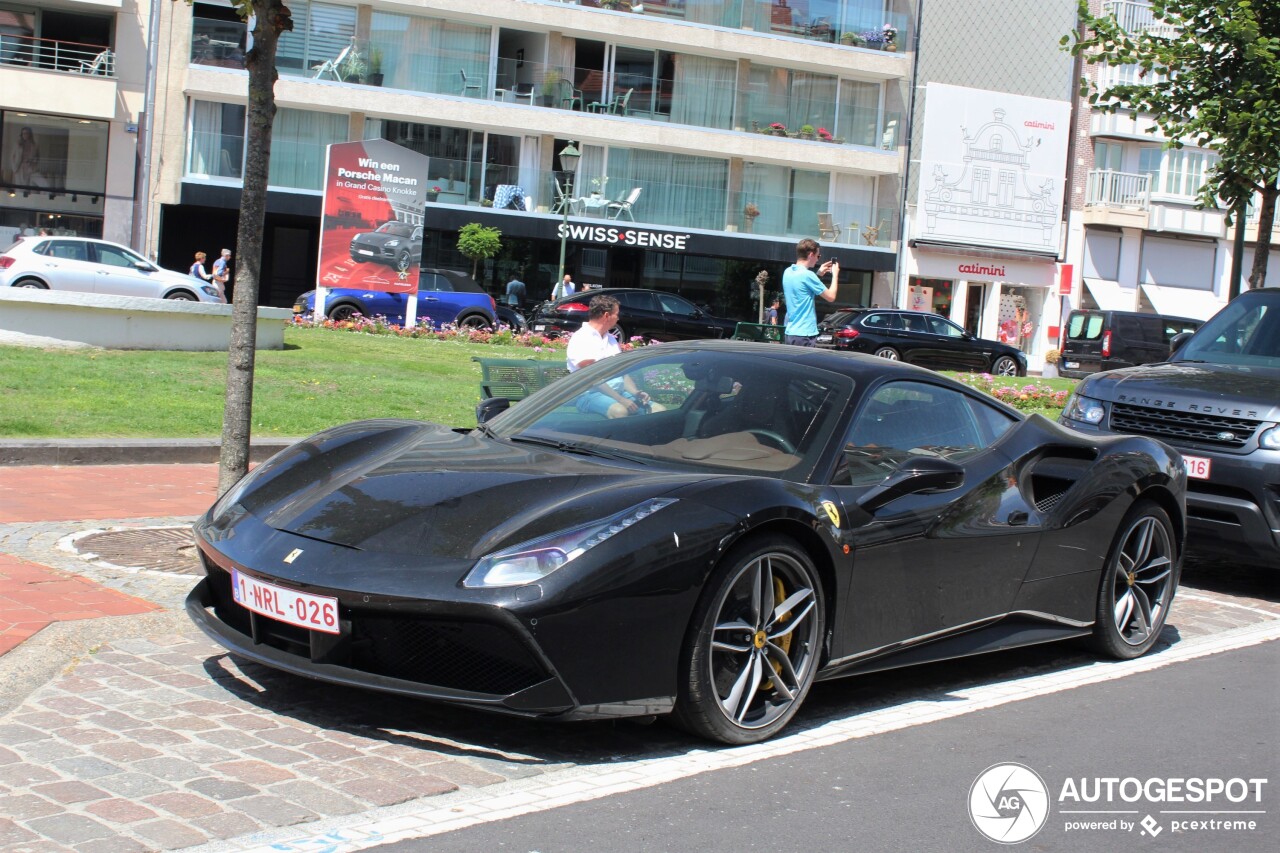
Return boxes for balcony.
[1084,169,1150,228]
[191,17,247,69]
[0,35,116,117]
[1102,1,1179,38]
[0,34,114,76]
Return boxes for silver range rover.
[1059,288,1280,568]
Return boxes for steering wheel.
[747,429,796,454]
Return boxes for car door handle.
[1007,511,1029,526]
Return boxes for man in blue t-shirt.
[781,238,838,346]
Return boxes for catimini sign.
[910,250,1055,287]
[557,222,693,251]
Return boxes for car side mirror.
[134,261,153,271]
[1168,331,1193,358]
[856,456,965,513]
[475,397,511,424]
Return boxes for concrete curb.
[0,438,301,466]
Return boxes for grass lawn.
[0,327,1076,438]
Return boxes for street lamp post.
[555,141,581,290]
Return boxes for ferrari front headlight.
[464,498,678,588]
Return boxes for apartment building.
[0,0,147,247]
[897,0,1079,373]
[1065,0,1279,323]
[144,0,914,315]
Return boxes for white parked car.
[0,236,225,303]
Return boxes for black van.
[1059,310,1203,378]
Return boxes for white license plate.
[357,249,374,256]
[816,335,832,343]
[1064,360,1080,369]
[533,324,545,331]
[1183,454,1211,480]
[231,569,340,634]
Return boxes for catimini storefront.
[906,247,1064,371]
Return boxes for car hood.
[226,420,706,558]
[1080,361,1280,420]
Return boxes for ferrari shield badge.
[283,548,304,564]
[820,500,841,527]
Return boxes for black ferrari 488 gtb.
[189,341,1186,744]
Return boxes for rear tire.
[327,303,360,322]
[459,314,491,331]
[673,534,824,744]
[609,323,627,342]
[165,292,197,301]
[14,278,46,289]
[1090,500,1179,660]
[873,346,899,360]
[992,355,1020,377]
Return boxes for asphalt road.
[369,640,1278,853]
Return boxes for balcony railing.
[1086,170,1151,209]
[0,34,114,76]
[1103,1,1179,38]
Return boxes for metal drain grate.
[75,526,201,575]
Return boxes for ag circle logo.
[969,762,1050,844]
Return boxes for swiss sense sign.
[911,251,1055,287]
[556,222,693,250]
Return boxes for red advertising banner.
[1058,262,1074,296]
[316,139,431,295]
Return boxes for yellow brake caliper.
[761,576,793,690]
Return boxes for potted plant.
[799,124,816,139]
[769,121,787,136]
[882,24,898,51]
[816,127,834,142]
[427,185,442,202]
[859,29,886,49]
[743,202,760,233]
[839,32,862,46]
[366,46,383,86]
[541,69,562,107]
[1042,348,1061,378]
[338,45,368,84]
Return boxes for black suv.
[1060,309,1202,378]
[816,308,1027,376]
[529,288,738,342]
[1060,288,1280,567]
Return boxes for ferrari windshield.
[486,348,854,480]
[1174,291,1280,368]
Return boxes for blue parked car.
[293,268,499,329]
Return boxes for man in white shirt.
[566,295,660,418]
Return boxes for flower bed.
[952,373,1072,412]
[293,313,568,350]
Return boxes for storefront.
[0,110,109,244]
[163,184,895,317]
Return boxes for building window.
[1161,149,1213,198]
[269,109,348,190]
[605,148,729,232]
[368,10,489,95]
[188,101,246,178]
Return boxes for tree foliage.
[1064,0,1278,290]
[457,223,503,280]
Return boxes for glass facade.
[0,110,108,243]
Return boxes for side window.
[927,316,965,338]
[93,243,138,268]
[835,381,991,486]
[1114,316,1141,344]
[900,313,929,333]
[620,290,659,312]
[421,274,445,292]
[45,240,89,261]
[656,293,697,316]
[863,313,899,329]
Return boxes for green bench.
[473,357,570,401]
[732,322,783,343]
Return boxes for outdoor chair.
[606,187,642,221]
[77,49,111,76]
[551,175,572,214]
[860,218,889,245]
[559,77,584,111]
[459,68,482,96]
[611,88,634,116]
[511,83,537,105]
[817,212,841,242]
[312,42,350,80]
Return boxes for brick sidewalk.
[0,464,218,656]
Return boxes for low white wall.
[0,289,293,351]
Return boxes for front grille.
[1109,403,1260,449]
[204,567,545,696]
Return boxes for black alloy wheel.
[459,314,491,331]
[1091,499,1179,659]
[674,534,824,744]
[992,355,1020,377]
[327,303,360,322]
[609,323,627,342]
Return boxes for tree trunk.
[1248,180,1276,291]
[217,2,288,495]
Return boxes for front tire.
[609,323,627,342]
[1090,500,1179,660]
[673,535,824,744]
[165,292,197,301]
[992,355,1020,376]
[873,346,899,361]
[327,303,360,322]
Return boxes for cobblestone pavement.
[0,464,1276,852]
